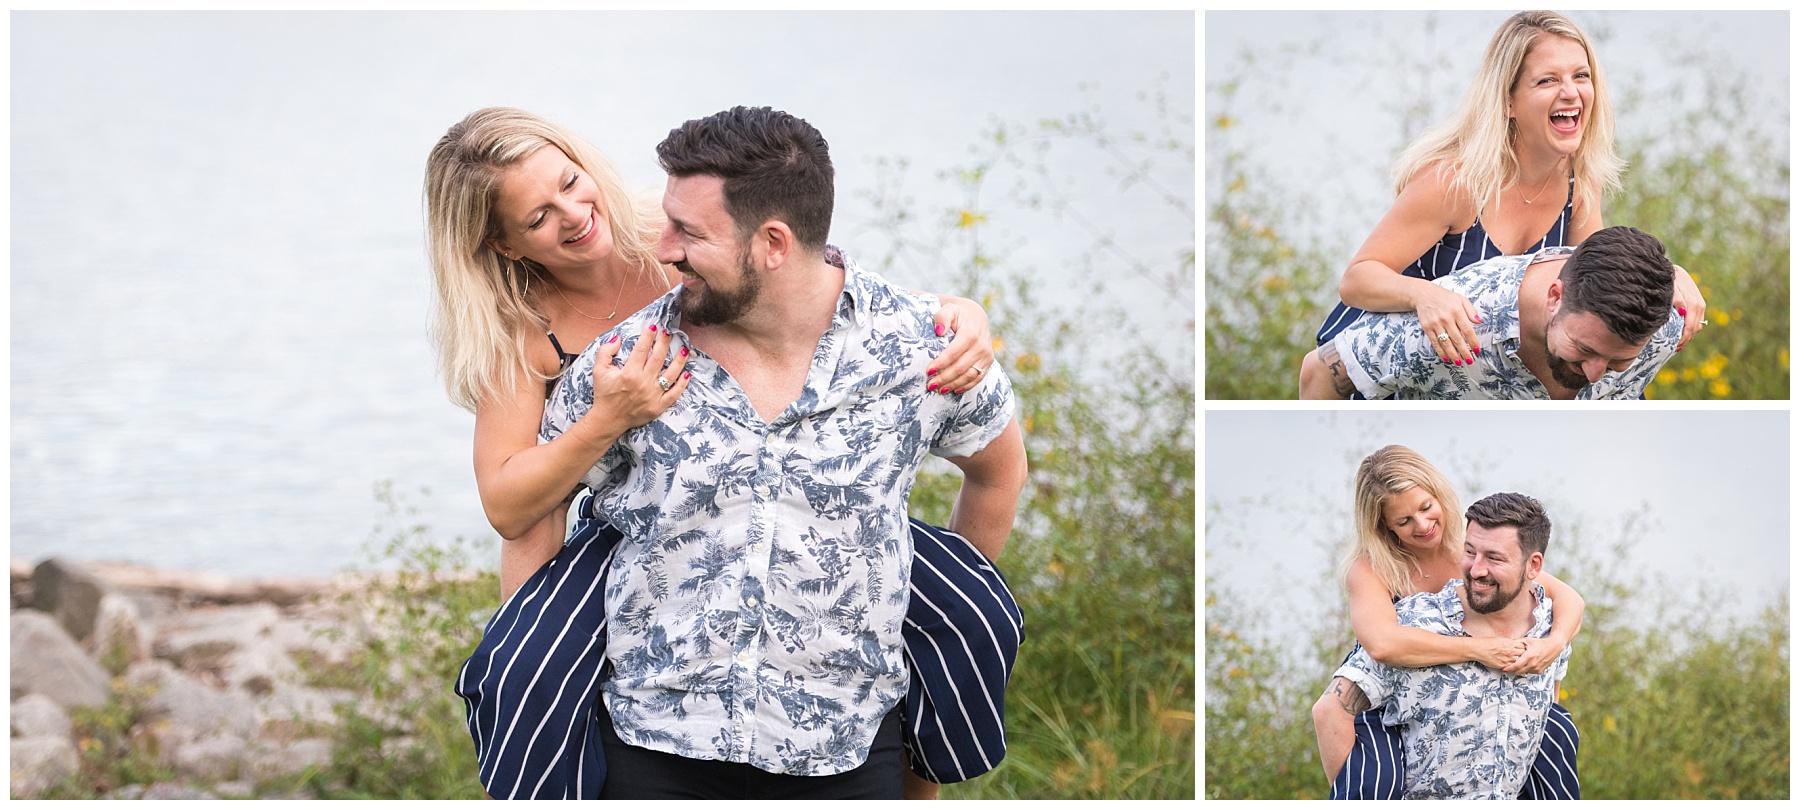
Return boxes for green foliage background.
[1204,19,1789,400]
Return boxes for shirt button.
[750,541,766,554]
[738,650,754,664]
[745,595,760,608]
[755,484,771,498]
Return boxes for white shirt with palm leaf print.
[541,249,1015,776]
[1330,246,1682,399]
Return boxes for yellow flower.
[1558,686,1569,702]
[1681,367,1699,382]
[1014,352,1041,373]
[991,337,1005,353]
[1655,369,1676,385]
[1710,379,1731,398]
[958,210,986,229]
[1780,348,1789,369]
[1215,114,1235,130]
[1228,667,1247,679]
[1262,275,1288,292]
[1714,309,1731,326]
[1604,716,1618,732]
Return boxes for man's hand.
[1298,343,1357,399]
[1312,676,1371,783]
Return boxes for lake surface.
[11,11,1194,577]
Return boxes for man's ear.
[756,220,795,271]
[1544,278,1564,319]
[1526,551,1544,580]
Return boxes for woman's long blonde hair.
[1391,10,1622,231]
[1347,445,1465,600]
[424,107,666,412]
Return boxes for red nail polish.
[649,325,658,333]
[928,368,938,376]
[609,335,620,343]
[928,383,938,392]
[955,389,965,394]
[681,347,689,357]
[683,371,691,379]
[935,324,945,337]
[1678,307,1687,317]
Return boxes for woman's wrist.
[566,406,629,456]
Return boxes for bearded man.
[1299,226,1682,399]
[1312,493,1579,799]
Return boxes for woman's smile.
[564,210,598,245]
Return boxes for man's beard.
[1464,569,1527,614]
[674,250,762,327]
[1544,314,1593,389]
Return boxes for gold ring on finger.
[1437,333,1450,342]
[657,376,672,392]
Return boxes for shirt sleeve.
[1330,312,1438,399]
[928,362,1016,459]
[1332,645,1397,711]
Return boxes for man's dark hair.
[1557,226,1674,343]
[1464,492,1551,559]
[655,106,833,250]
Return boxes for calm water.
[11,12,1194,576]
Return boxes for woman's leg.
[899,519,1024,786]
[1329,708,1405,800]
[1518,702,1580,799]
[455,502,621,799]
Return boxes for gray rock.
[168,732,244,782]
[93,592,152,673]
[31,558,111,642]
[153,603,279,668]
[11,693,72,740]
[268,613,358,666]
[221,636,298,697]
[242,737,333,783]
[213,780,255,798]
[112,781,220,800]
[124,660,258,739]
[257,684,351,738]
[10,610,109,707]
[10,735,77,799]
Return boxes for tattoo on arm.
[1326,676,1371,715]
[1318,343,1357,398]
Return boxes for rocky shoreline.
[10,557,367,799]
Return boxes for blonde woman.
[432,108,1018,799]
[1311,445,1584,798]
[1315,11,1705,373]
